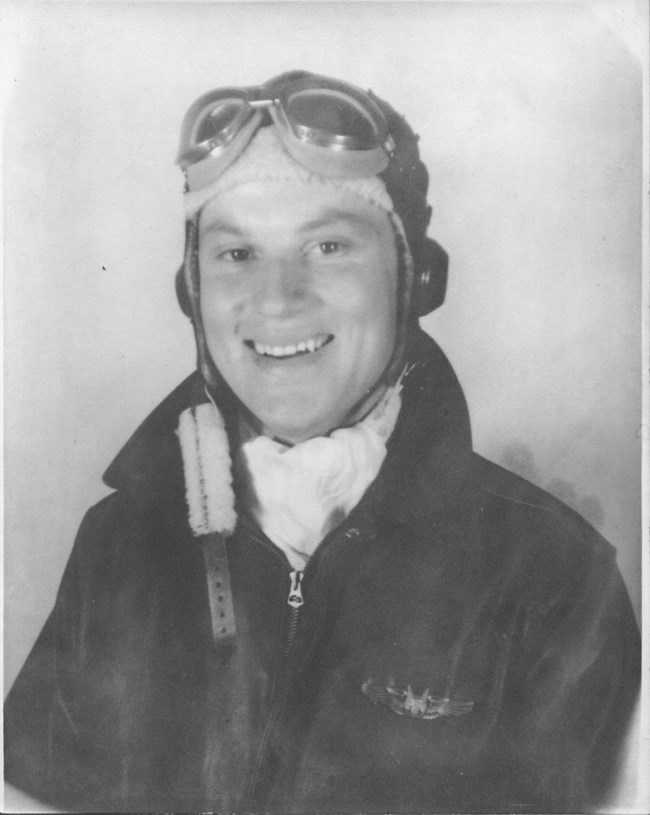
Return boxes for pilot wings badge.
[362,679,474,720]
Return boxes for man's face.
[198,178,398,444]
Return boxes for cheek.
[345,266,397,337]
[199,276,245,336]
[331,255,396,317]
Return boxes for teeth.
[252,336,330,358]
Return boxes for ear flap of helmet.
[413,238,448,317]
[175,264,193,319]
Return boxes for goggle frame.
[177,76,396,187]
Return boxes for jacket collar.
[103,373,208,495]
[103,330,477,543]
[370,330,478,540]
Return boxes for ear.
[413,238,448,317]
[175,264,193,318]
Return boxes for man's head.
[176,71,447,442]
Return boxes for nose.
[251,256,312,317]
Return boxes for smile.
[246,334,333,359]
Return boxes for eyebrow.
[199,206,385,239]
[298,207,384,234]
[200,221,245,238]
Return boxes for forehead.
[198,178,393,240]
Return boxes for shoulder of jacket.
[79,489,149,531]
[472,453,616,573]
[71,485,189,569]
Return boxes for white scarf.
[176,384,402,569]
[240,385,402,569]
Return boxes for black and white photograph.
[2,1,647,813]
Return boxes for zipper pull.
[287,571,304,609]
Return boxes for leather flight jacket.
[4,331,641,813]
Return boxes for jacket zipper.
[241,517,364,806]
[239,522,306,654]
[286,570,304,653]
[238,533,309,805]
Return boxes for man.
[4,71,640,814]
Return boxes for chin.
[261,412,341,444]
[264,423,327,445]
[255,392,347,443]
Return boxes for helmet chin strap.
[182,209,415,441]
[182,215,223,392]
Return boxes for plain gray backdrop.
[3,1,646,810]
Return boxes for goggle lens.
[284,89,379,148]
[196,99,247,143]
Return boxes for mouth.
[245,334,333,360]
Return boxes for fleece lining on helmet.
[184,125,394,218]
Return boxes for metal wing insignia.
[362,679,473,720]
[361,678,395,707]
[422,697,474,720]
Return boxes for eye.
[219,247,251,262]
[217,246,252,263]
[317,241,342,255]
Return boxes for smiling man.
[4,71,641,814]
[196,169,398,445]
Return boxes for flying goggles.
[177,73,396,191]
